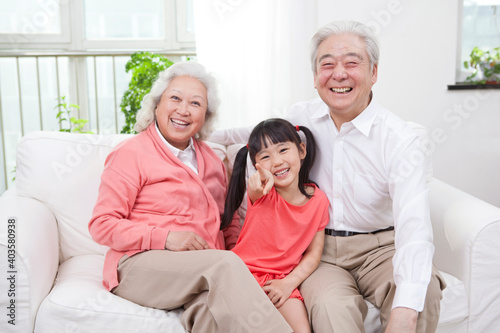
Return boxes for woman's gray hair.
[134,61,220,140]
[310,20,380,74]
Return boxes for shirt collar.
[350,95,378,137]
[314,93,379,137]
[155,122,195,157]
[310,98,331,119]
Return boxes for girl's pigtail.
[221,145,250,229]
[297,125,317,197]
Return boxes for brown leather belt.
[324,226,394,237]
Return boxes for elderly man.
[293,20,444,333]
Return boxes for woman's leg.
[113,249,292,333]
[277,298,311,333]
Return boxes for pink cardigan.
[89,123,240,291]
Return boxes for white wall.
[314,0,500,207]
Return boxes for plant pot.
[479,61,500,83]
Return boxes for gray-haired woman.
[89,61,292,333]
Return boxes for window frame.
[0,0,72,47]
[175,0,195,43]
[0,0,195,51]
[456,0,500,83]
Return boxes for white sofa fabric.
[0,130,499,333]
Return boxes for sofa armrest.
[0,187,59,330]
[429,178,500,332]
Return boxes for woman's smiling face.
[155,75,208,150]
[314,33,378,126]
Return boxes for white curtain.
[193,0,318,129]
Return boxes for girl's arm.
[263,230,324,308]
[247,163,274,203]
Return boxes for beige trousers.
[112,249,292,333]
[300,230,445,333]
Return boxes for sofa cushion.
[34,255,185,333]
[15,132,133,262]
[438,271,469,327]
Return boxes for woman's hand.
[262,278,295,308]
[165,231,211,251]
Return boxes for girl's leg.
[277,298,311,333]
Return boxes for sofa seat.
[33,255,185,333]
[32,255,468,333]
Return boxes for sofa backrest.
[16,131,132,263]
[14,131,228,264]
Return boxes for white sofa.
[1,130,500,333]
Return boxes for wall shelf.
[448,83,500,90]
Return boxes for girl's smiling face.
[155,75,208,150]
[255,139,306,190]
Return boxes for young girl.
[221,118,329,333]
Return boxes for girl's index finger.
[255,163,268,180]
[255,163,273,195]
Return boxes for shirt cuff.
[151,227,169,250]
[392,282,428,312]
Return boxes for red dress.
[232,184,329,299]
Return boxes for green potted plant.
[463,46,500,84]
[120,52,174,134]
[55,96,93,133]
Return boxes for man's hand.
[165,231,211,251]
[385,307,418,333]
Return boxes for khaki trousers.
[112,249,292,333]
[300,230,445,333]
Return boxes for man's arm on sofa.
[0,187,59,329]
[209,126,253,146]
[429,178,500,332]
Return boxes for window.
[0,0,71,45]
[457,0,500,82]
[0,0,194,49]
[84,0,165,40]
[0,0,195,192]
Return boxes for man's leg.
[354,230,445,333]
[300,235,367,333]
[113,249,292,333]
[351,231,396,332]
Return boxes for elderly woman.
[89,62,292,333]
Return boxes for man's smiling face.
[314,33,378,125]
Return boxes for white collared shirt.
[288,97,434,312]
[209,96,435,312]
[155,123,198,174]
